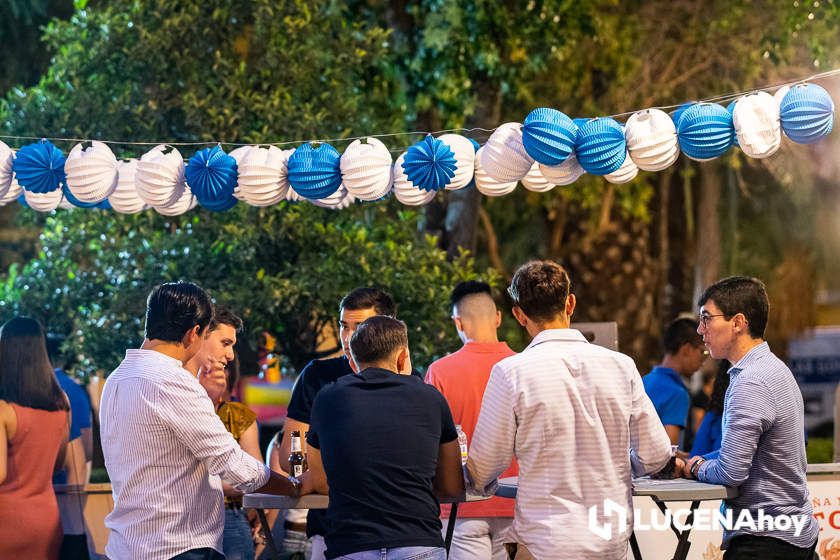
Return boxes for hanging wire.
[1,68,839,150]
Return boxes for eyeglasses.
[697,313,726,327]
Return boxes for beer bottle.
[289,430,307,477]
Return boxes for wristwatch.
[690,458,706,478]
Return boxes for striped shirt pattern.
[697,342,819,549]
[466,329,672,559]
[100,349,270,559]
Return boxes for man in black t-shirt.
[299,316,464,560]
[273,287,399,558]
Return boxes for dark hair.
[0,317,70,412]
[224,354,240,396]
[709,360,731,415]
[46,334,70,370]
[339,287,396,317]
[698,276,768,339]
[349,316,408,366]
[210,306,243,333]
[450,280,493,308]
[663,317,703,355]
[145,282,214,342]
[507,260,571,323]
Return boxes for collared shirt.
[100,349,270,559]
[467,329,672,559]
[697,342,819,549]
[643,366,690,429]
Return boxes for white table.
[243,492,490,560]
[496,476,737,560]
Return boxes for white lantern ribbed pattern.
[0,141,14,196]
[64,141,119,203]
[23,188,63,212]
[340,138,393,201]
[521,161,556,193]
[733,92,781,159]
[624,109,679,171]
[108,159,147,214]
[604,151,639,184]
[136,145,186,208]
[475,147,517,197]
[235,146,292,207]
[539,155,585,186]
[0,177,23,206]
[393,153,436,206]
[154,185,196,216]
[436,134,476,191]
[311,186,356,210]
[480,123,534,182]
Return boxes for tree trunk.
[693,163,722,303]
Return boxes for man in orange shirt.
[425,281,518,560]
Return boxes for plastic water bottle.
[456,425,469,465]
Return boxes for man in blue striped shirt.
[684,276,818,559]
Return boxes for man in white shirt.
[466,261,676,559]
[100,282,298,560]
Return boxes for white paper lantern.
[774,85,790,107]
[310,185,356,210]
[235,146,292,207]
[340,138,393,201]
[625,109,679,171]
[108,160,148,214]
[0,176,23,206]
[393,153,436,206]
[0,141,14,195]
[23,188,63,212]
[480,123,534,182]
[58,196,75,210]
[475,147,517,197]
[64,141,119,203]
[154,185,196,216]
[733,92,782,159]
[436,134,476,190]
[285,186,304,202]
[539,155,585,186]
[604,151,639,184]
[520,161,556,193]
[136,145,186,208]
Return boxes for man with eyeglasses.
[683,276,818,560]
[643,317,707,447]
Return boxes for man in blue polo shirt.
[300,316,464,560]
[643,317,706,447]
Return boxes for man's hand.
[674,457,686,478]
[684,456,705,479]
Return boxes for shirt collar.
[525,328,589,351]
[728,341,770,378]
[358,367,399,380]
[125,348,184,368]
[462,341,514,354]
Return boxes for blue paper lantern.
[671,103,696,129]
[201,195,238,212]
[468,138,480,152]
[677,103,733,161]
[287,143,342,200]
[12,140,66,193]
[402,135,457,192]
[184,146,238,205]
[779,83,835,144]
[522,108,578,166]
[574,118,627,175]
[726,100,740,147]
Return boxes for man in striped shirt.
[466,260,674,559]
[684,276,819,559]
[100,282,299,560]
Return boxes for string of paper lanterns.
[0,82,835,214]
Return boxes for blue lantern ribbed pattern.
[201,195,238,212]
[402,135,457,192]
[287,143,342,200]
[671,102,695,128]
[726,100,740,147]
[12,140,66,193]
[574,118,627,175]
[184,146,238,205]
[677,103,733,160]
[522,108,577,166]
[779,84,835,144]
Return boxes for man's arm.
[434,439,465,501]
[466,365,516,492]
[276,417,309,473]
[299,444,328,495]
[696,377,774,486]
[629,368,673,477]
[664,425,682,446]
